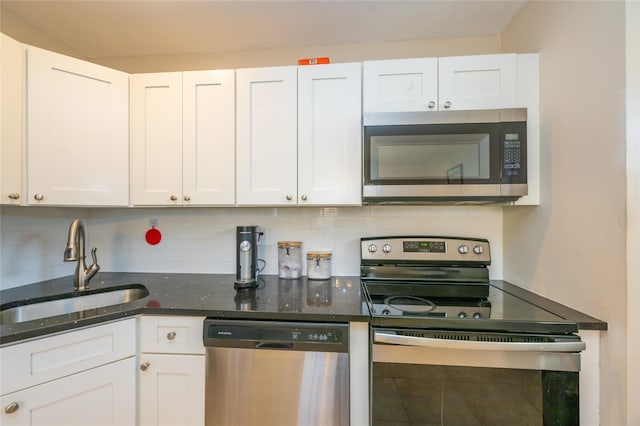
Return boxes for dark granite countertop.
[0,272,368,345]
[492,280,607,331]
[0,273,606,346]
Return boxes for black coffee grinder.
[235,226,259,289]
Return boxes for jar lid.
[278,241,302,248]
[307,251,332,259]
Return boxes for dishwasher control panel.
[203,319,349,353]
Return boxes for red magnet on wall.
[145,226,162,245]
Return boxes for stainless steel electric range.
[361,236,584,426]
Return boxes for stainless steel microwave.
[362,108,527,204]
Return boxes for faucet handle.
[90,247,99,267]
[85,247,101,284]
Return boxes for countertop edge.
[492,280,608,331]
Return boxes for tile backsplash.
[0,207,88,289]
[0,206,504,290]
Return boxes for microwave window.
[370,134,490,180]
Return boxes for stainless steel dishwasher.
[203,319,349,426]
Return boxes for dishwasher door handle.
[374,332,586,353]
[255,342,294,350]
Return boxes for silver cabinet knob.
[301,195,308,201]
[473,245,484,255]
[286,194,292,201]
[140,361,150,371]
[427,101,436,109]
[444,101,452,109]
[4,402,19,414]
[183,195,191,202]
[8,193,20,200]
[166,331,176,340]
[169,195,178,201]
[34,193,44,201]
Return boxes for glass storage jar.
[278,241,302,279]
[306,251,332,280]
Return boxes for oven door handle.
[374,332,586,353]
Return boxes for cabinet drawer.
[139,316,205,354]
[0,318,135,395]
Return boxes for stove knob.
[458,245,469,254]
[381,309,391,316]
[382,244,392,254]
[473,312,483,319]
[457,312,468,318]
[473,245,484,255]
[368,244,378,253]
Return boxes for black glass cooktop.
[363,281,579,334]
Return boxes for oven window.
[370,133,490,181]
[372,363,578,426]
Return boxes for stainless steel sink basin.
[0,284,149,325]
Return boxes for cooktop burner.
[368,294,492,319]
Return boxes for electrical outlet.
[257,229,268,245]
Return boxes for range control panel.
[361,236,491,264]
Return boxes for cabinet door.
[26,47,129,206]
[182,70,235,205]
[138,354,205,426]
[298,63,362,205]
[0,357,136,426]
[438,53,517,110]
[131,72,183,205]
[363,58,438,112]
[236,66,297,205]
[0,34,25,205]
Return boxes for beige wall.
[626,1,640,423]
[501,1,627,425]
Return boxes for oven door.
[372,330,583,426]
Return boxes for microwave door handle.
[374,331,586,353]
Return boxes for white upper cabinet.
[363,57,438,113]
[438,53,517,110]
[236,66,298,205]
[363,54,517,112]
[26,46,129,206]
[131,72,184,205]
[237,64,362,206]
[182,70,235,205]
[0,34,25,206]
[298,62,362,205]
[131,70,235,206]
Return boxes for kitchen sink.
[0,284,149,325]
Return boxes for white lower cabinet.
[0,357,136,426]
[0,319,136,425]
[138,315,205,426]
[137,354,205,426]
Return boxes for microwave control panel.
[501,124,526,183]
